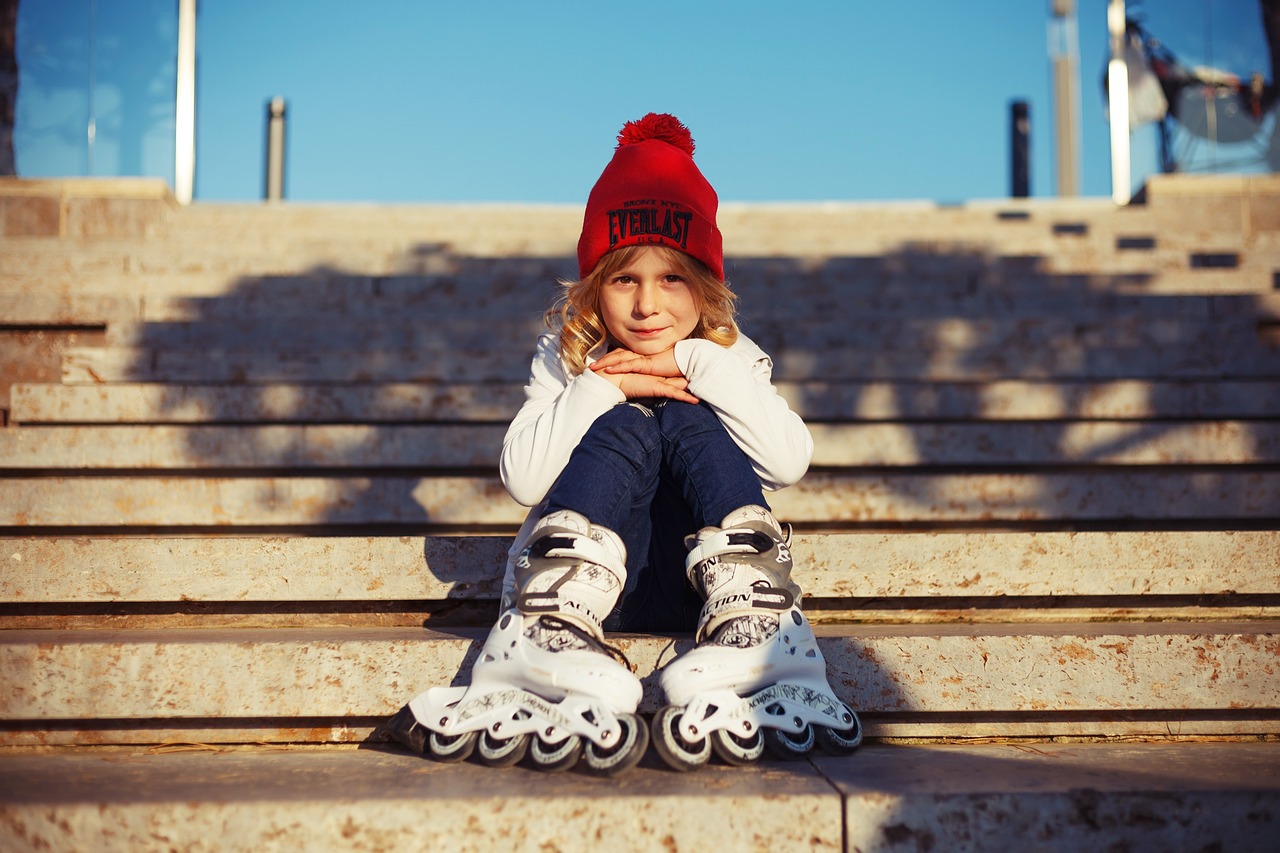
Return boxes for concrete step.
[5,531,1272,605]
[7,256,1274,299]
[121,288,1277,325]
[4,470,1277,528]
[3,421,1277,469]
[9,382,528,424]
[13,380,1280,424]
[3,623,1276,743]
[71,312,1267,355]
[0,178,178,241]
[1,742,1276,852]
[58,337,1280,384]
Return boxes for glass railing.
[1117,0,1277,180]
[14,0,178,183]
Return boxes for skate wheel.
[475,730,530,768]
[384,704,428,755]
[762,724,815,761]
[815,713,863,757]
[426,729,478,764]
[711,727,765,766]
[528,733,582,773]
[651,705,711,772]
[583,714,649,777]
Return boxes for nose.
[634,281,659,317]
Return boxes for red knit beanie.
[577,113,723,281]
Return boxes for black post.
[1010,100,1030,198]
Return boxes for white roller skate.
[651,506,862,771]
[387,511,648,776]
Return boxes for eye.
[610,275,635,286]
[662,274,686,285]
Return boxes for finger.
[590,349,633,371]
[665,387,701,404]
[656,378,699,405]
[603,357,650,375]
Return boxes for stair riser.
[3,627,1275,733]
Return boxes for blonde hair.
[547,245,738,375]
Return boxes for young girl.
[389,114,861,775]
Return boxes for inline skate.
[651,506,862,771]
[387,510,649,776]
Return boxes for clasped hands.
[590,347,700,405]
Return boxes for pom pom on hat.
[578,113,723,281]
[616,113,695,156]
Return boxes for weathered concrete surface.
[0,746,843,853]
[0,294,140,326]
[1,624,1275,737]
[124,288,1272,325]
[0,742,1274,853]
[4,420,1277,469]
[0,424,509,469]
[817,741,1280,853]
[0,178,177,239]
[9,382,528,424]
[59,336,1280,383]
[4,236,1274,298]
[4,471,1278,527]
[66,310,1267,354]
[1,531,1275,604]
[14,379,1280,424]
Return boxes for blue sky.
[15,0,1273,203]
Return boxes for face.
[598,248,701,355]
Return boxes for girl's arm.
[673,335,813,490]
[500,332,625,507]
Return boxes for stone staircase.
[1,175,1278,851]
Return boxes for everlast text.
[607,206,694,249]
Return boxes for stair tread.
[6,471,1276,527]
[4,622,1276,725]
[5,421,1277,468]
[0,742,1274,852]
[13,380,1280,423]
[2,531,1275,603]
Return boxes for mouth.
[631,327,668,338]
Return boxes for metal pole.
[1011,100,1030,198]
[1050,0,1081,197]
[175,0,197,204]
[1107,0,1131,204]
[264,97,287,202]
[87,0,96,175]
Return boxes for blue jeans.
[542,399,768,632]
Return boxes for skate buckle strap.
[684,528,776,575]
[523,532,621,577]
[697,583,795,642]
[515,531,623,635]
[517,565,613,624]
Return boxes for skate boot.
[386,511,648,776]
[651,506,862,771]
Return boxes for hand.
[609,373,701,404]
[591,347,699,404]
[591,347,683,378]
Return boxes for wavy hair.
[547,245,738,375]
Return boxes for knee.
[580,401,661,454]
[656,400,725,442]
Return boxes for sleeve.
[674,335,813,490]
[500,331,626,507]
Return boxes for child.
[388,114,861,775]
